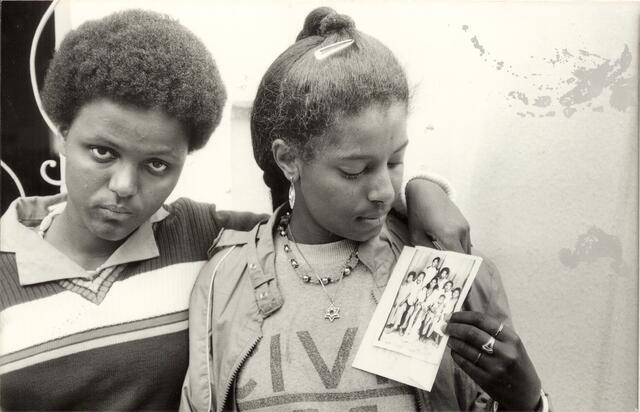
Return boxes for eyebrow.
[338,139,410,161]
[91,135,180,160]
[90,135,123,150]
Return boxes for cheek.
[65,145,105,178]
[64,158,107,195]
[391,166,404,197]
[313,177,355,213]
[138,172,181,205]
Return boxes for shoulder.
[144,198,222,261]
[157,197,221,238]
[163,197,218,223]
[193,228,253,294]
[207,228,254,259]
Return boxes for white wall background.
[59,1,639,410]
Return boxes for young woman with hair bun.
[182,7,547,412]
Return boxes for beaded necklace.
[277,211,359,322]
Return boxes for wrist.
[490,389,549,412]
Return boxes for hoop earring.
[288,178,296,209]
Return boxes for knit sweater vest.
[0,198,261,410]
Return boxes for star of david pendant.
[324,303,341,322]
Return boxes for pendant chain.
[277,212,359,322]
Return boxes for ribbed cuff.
[396,171,455,216]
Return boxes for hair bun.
[319,13,355,35]
[296,7,355,41]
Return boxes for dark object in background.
[1,0,58,214]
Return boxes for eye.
[341,170,365,180]
[90,146,117,162]
[340,165,366,180]
[388,159,405,168]
[146,159,169,174]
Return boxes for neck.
[45,207,124,270]
[288,208,342,245]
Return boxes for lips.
[99,204,133,215]
[356,213,388,230]
[357,210,390,221]
[359,215,384,221]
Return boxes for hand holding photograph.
[353,246,482,391]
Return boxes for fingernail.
[444,313,452,321]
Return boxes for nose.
[108,163,138,198]
[367,168,396,206]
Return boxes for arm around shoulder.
[213,209,269,233]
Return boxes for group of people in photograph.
[386,257,462,344]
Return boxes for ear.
[271,139,301,181]
[57,127,69,156]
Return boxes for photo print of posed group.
[377,247,481,363]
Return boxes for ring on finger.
[474,352,482,364]
[481,336,496,354]
[493,322,504,338]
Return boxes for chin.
[92,225,136,242]
[350,227,385,242]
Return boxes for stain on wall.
[559,226,626,276]
[462,25,636,118]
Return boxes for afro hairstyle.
[41,9,226,152]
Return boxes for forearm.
[393,171,455,216]
[213,210,269,232]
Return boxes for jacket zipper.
[218,335,262,411]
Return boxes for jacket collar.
[210,205,405,315]
[0,194,169,286]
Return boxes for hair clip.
[314,39,354,60]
